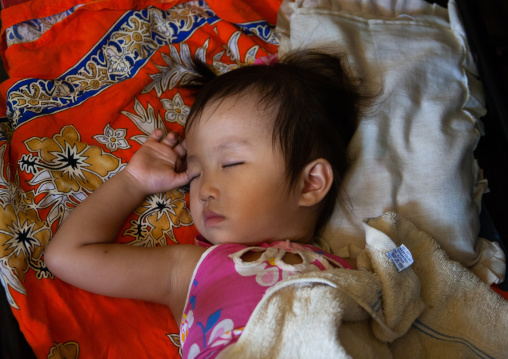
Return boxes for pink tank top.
[180,239,352,359]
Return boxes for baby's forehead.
[190,95,275,131]
[184,102,281,161]
[208,93,276,116]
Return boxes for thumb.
[171,171,190,188]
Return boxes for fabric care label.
[386,244,414,272]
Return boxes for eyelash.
[188,162,244,183]
[222,162,244,169]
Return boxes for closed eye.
[222,162,244,169]
[187,171,200,183]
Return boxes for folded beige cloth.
[276,0,506,284]
[221,213,508,358]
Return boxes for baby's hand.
[123,129,189,195]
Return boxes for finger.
[161,131,179,147]
[171,171,190,188]
[175,153,187,173]
[148,129,164,141]
[174,142,187,158]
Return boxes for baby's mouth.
[203,209,225,227]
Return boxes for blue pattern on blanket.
[235,21,279,45]
[6,5,84,47]
[5,1,276,130]
[5,3,213,128]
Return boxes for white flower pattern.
[93,124,131,152]
[181,309,195,345]
[232,247,313,286]
[121,98,167,145]
[209,319,234,346]
[161,93,190,125]
[230,245,334,288]
[235,261,285,287]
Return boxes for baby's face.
[185,96,303,245]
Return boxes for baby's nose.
[198,175,219,202]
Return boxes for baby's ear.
[298,158,333,207]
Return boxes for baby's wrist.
[117,168,150,199]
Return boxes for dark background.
[463,0,508,258]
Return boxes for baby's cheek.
[188,201,200,226]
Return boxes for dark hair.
[184,49,370,233]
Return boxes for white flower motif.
[121,98,166,145]
[93,124,131,152]
[1,259,26,309]
[232,247,318,286]
[209,319,234,347]
[216,327,244,346]
[143,42,208,97]
[212,51,240,74]
[181,310,195,345]
[235,261,280,287]
[185,310,195,327]
[188,344,201,359]
[161,93,190,125]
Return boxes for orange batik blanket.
[0,1,280,357]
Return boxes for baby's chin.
[196,223,283,246]
[200,232,265,247]
[209,237,260,246]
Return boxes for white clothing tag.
[386,244,414,272]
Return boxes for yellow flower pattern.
[0,205,51,284]
[2,123,194,308]
[22,126,121,194]
[1,125,125,308]
[0,2,278,357]
[48,341,80,359]
[126,189,193,246]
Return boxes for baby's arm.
[45,130,205,318]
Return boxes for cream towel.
[221,213,508,358]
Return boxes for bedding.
[0,1,279,357]
[222,212,508,359]
[0,0,505,358]
[277,0,506,284]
